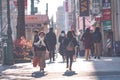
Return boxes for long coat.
[45,31,57,51]
[81,32,93,49]
[63,37,77,56]
[58,35,66,56]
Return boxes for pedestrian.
[58,31,66,62]
[81,28,93,60]
[63,31,77,71]
[71,30,78,61]
[93,27,102,59]
[33,31,47,72]
[45,28,57,62]
[78,31,85,57]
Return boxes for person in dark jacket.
[93,27,102,59]
[81,28,93,60]
[33,31,47,72]
[63,31,77,71]
[58,31,66,62]
[45,28,57,62]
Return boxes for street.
[0,54,120,80]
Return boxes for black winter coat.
[45,31,57,51]
[63,37,77,56]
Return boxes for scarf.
[34,37,46,46]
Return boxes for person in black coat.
[45,28,57,62]
[58,31,66,62]
[63,31,77,71]
[93,27,102,59]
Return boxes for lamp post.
[83,17,85,32]
[5,0,14,65]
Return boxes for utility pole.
[0,0,2,37]
[83,17,85,32]
[5,0,14,65]
[31,0,34,15]
[46,3,48,15]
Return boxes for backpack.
[66,39,74,51]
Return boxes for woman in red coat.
[81,28,93,60]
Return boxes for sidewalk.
[0,56,120,80]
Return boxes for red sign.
[102,9,111,20]
[102,15,111,20]
[95,17,102,21]
[102,9,111,15]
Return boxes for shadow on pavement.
[58,61,66,63]
[0,65,24,73]
[63,70,77,76]
[46,61,55,64]
[32,71,48,78]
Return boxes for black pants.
[66,54,73,69]
[49,49,55,62]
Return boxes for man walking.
[45,28,57,62]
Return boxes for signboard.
[102,9,111,15]
[92,1,100,15]
[79,0,89,16]
[102,0,111,9]
[103,20,111,30]
[102,14,111,20]
[65,0,68,12]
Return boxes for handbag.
[66,39,74,51]
[33,57,39,67]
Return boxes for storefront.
[25,15,49,41]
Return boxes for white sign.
[92,3,100,15]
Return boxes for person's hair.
[85,28,90,33]
[39,32,45,36]
[61,30,65,33]
[34,30,38,33]
[67,31,73,38]
[95,27,100,32]
[84,28,90,37]
[49,27,53,31]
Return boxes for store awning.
[25,15,49,25]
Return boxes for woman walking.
[63,31,77,71]
[58,31,66,62]
[33,31,47,72]
[81,28,93,60]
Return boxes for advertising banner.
[103,20,111,30]
[102,0,111,9]
[79,0,89,16]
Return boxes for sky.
[37,0,65,21]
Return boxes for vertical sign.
[102,0,111,30]
[79,0,89,16]
[65,0,68,12]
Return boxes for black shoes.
[98,56,100,59]
[94,56,101,59]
